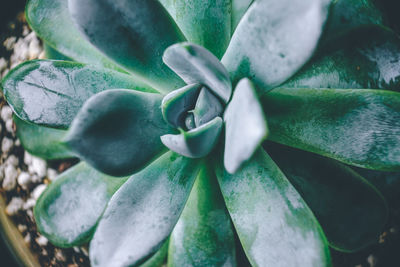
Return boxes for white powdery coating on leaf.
[220,152,328,267]
[43,175,109,243]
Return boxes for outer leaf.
[221,0,331,90]
[284,29,400,91]
[231,0,254,32]
[265,142,388,252]
[14,115,73,160]
[163,42,232,103]
[161,117,223,158]
[321,0,385,44]
[43,43,71,61]
[68,0,186,93]
[168,165,236,267]
[159,0,231,59]
[224,78,267,174]
[89,152,201,267]
[34,162,127,247]
[65,89,170,177]
[2,60,156,128]
[162,84,202,128]
[261,87,400,171]
[215,149,331,267]
[26,0,123,71]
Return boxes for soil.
[0,3,400,267]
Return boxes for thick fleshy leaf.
[65,89,170,176]
[2,60,156,128]
[168,165,236,266]
[163,42,232,103]
[261,87,400,171]
[68,0,186,93]
[224,78,267,174]
[89,151,201,267]
[26,0,123,71]
[215,149,331,266]
[159,0,231,59]
[265,142,388,252]
[221,0,331,90]
[284,29,400,91]
[231,0,254,32]
[192,87,223,127]
[34,162,127,247]
[320,0,385,44]
[161,84,201,128]
[14,115,73,160]
[161,117,223,158]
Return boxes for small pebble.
[24,233,31,244]
[36,235,48,246]
[0,57,7,73]
[1,106,13,122]
[5,154,19,167]
[3,36,17,51]
[1,137,13,154]
[5,119,14,134]
[55,249,66,262]
[17,172,31,190]
[31,174,41,183]
[29,156,47,178]
[80,246,89,257]
[73,247,80,253]
[26,209,34,220]
[367,254,377,267]
[0,165,5,182]
[24,150,33,165]
[5,197,23,215]
[28,38,41,60]
[17,224,27,233]
[2,164,18,191]
[23,198,36,210]
[32,184,47,200]
[14,138,21,146]
[47,168,58,181]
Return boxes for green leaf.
[68,0,186,93]
[65,89,170,177]
[34,162,127,247]
[224,78,267,174]
[26,0,124,72]
[89,151,201,267]
[159,0,231,59]
[192,87,223,127]
[231,0,254,32]
[161,117,223,158]
[43,43,71,61]
[215,149,331,267]
[284,28,400,91]
[163,42,232,103]
[261,87,400,171]
[14,115,73,160]
[320,0,385,44]
[221,0,331,91]
[265,142,388,252]
[2,60,156,129]
[162,84,202,128]
[168,165,236,267]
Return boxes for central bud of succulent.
[159,42,233,159]
[160,42,268,173]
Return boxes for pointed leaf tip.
[224,78,268,173]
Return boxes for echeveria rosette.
[1,0,400,266]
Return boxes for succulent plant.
[1,0,400,266]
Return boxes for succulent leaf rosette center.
[160,42,268,173]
